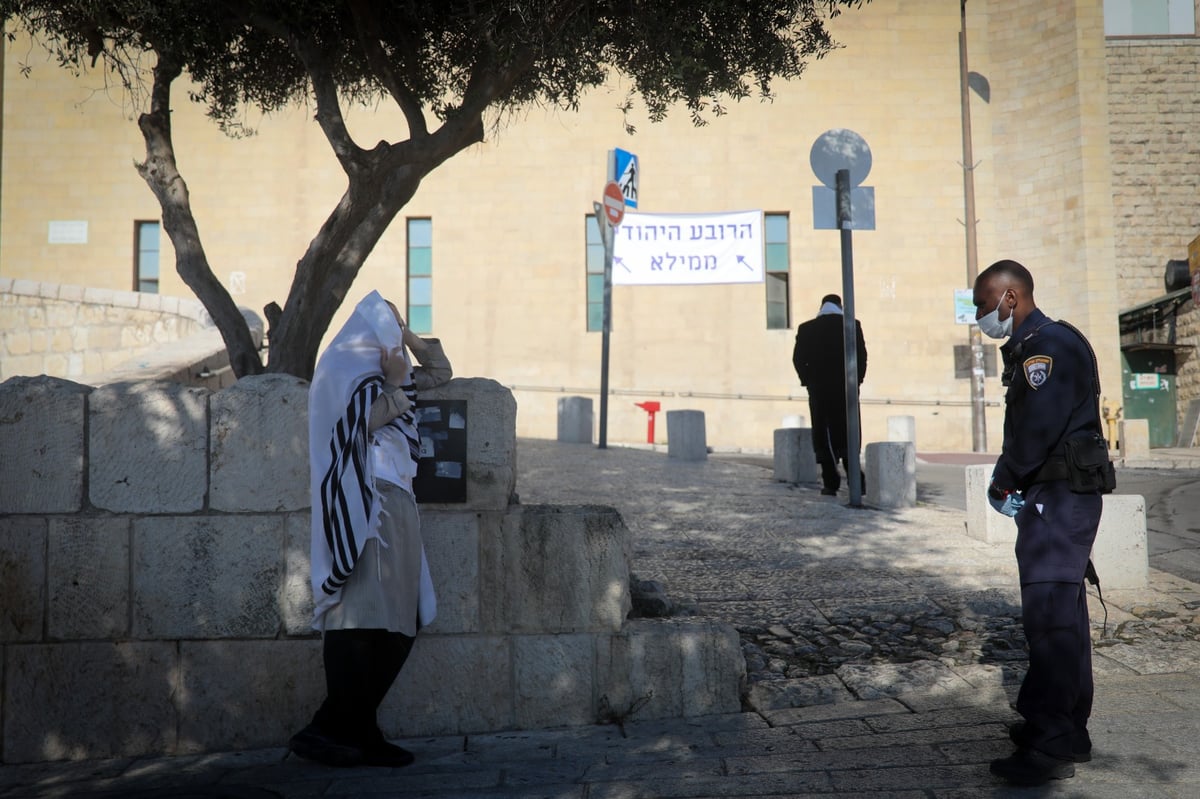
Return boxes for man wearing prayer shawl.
[290,290,452,768]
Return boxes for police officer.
[973,259,1110,786]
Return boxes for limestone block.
[176,640,324,753]
[421,511,484,635]
[0,376,89,513]
[281,513,315,636]
[1119,418,1150,459]
[482,505,631,635]
[964,464,1016,544]
[132,516,285,639]
[514,634,596,728]
[887,415,916,444]
[210,374,309,512]
[773,427,818,484]
[89,381,208,513]
[3,642,177,763]
[595,619,744,722]
[421,377,518,511]
[865,441,916,509]
[48,517,131,640]
[380,634,515,736]
[557,396,594,444]
[1094,494,1148,591]
[666,410,707,461]
[0,517,47,642]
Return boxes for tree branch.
[291,33,365,177]
[346,0,428,138]
[136,54,262,377]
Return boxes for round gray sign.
[810,129,872,189]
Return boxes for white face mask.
[977,291,1013,340]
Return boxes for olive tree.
[1,0,866,378]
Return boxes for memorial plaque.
[413,399,467,503]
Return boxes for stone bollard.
[773,428,818,483]
[1119,418,1149,460]
[666,410,707,461]
[1093,494,1148,591]
[557,396,593,444]
[865,441,916,508]
[964,464,1015,544]
[964,466,1150,590]
[781,414,807,428]
[887,415,916,445]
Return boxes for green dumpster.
[1121,348,1177,448]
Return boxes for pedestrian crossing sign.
[615,148,639,209]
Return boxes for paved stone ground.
[3,439,1200,798]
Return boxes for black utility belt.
[1030,433,1116,494]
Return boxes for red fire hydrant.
[634,401,661,444]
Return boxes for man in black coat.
[792,294,868,495]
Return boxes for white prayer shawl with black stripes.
[307,290,435,628]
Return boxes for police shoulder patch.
[1023,355,1052,389]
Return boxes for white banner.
[611,210,764,285]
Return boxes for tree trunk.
[265,165,421,378]
[266,125,484,380]
[136,59,263,379]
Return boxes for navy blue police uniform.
[991,307,1105,763]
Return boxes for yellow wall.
[1,1,1147,451]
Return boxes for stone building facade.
[1106,37,1200,445]
[1,0,1198,450]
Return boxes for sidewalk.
[3,440,1199,798]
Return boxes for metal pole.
[596,150,618,449]
[597,204,614,449]
[961,0,987,452]
[836,169,863,508]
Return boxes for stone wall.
[1176,300,1200,443]
[981,0,1122,405]
[0,374,743,765]
[1107,39,1200,309]
[0,279,201,380]
[0,278,260,392]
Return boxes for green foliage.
[1,0,866,136]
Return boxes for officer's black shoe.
[990,748,1075,786]
[1008,721,1092,762]
[820,487,838,496]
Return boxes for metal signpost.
[836,169,864,508]
[595,149,637,449]
[960,0,987,452]
[810,128,873,508]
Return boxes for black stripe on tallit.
[384,377,422,464]
[317,375,382,595]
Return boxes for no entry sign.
[602,181,625,226]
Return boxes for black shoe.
[990,748,1075,786]
[820,488,838,496]
[288,724,364,768]
[1008,721,1092,762]
[362,737,415,768]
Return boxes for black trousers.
[808,391,860,492]
[1016,580,1093,760]
[312,628,415,746]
